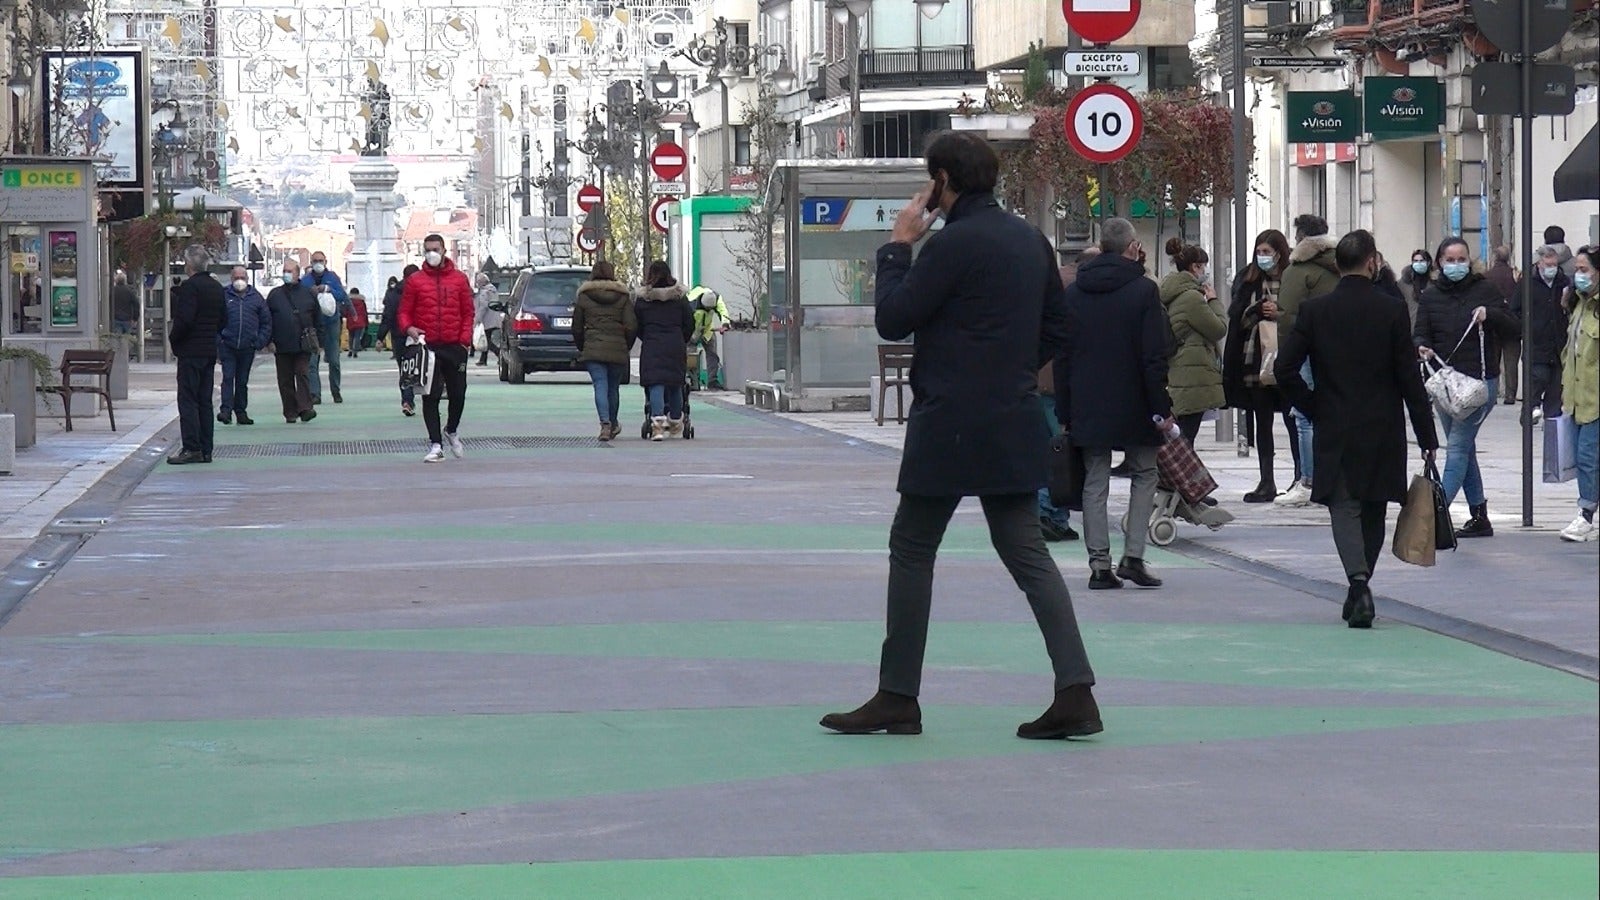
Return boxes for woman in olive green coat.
[573,260,638,441]
[1160,237,1228,445]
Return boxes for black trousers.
[274,353,313,419]
[1245,387,1302,484]
[1525,361,1564,422]
[1176,412,1206,446]
[423,344,469,444]
[1327,473,1387,584]
[176,356,216,454]
[878,492,1096,697]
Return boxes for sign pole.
[1520,0,1534,528]
[1231,0,1248,288]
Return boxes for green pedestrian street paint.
[0,705,1577,859]
[93,621,1599,704]
[0,850,1594,899]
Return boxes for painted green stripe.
[94,622,1598,703]
[1,849,1594,899]
[0,705,1569,858]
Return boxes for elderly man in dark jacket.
[167,245,226,465]
[1511,245,1574,425]
[265,258,322,423]
[820,131,1100,742]
[1055,217,1174,590]
[1276,230,1439,629]
[217,265,272,425]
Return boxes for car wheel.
[497,353,509,382]
[507,354,526,384]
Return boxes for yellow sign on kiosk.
[1,168,83,189]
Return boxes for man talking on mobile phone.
[819,131,1102,741]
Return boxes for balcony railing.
[858,45,983,89]
[1335,0,1470,34]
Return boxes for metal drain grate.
[213,435,600,458]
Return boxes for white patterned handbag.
[1421,322,1488,419]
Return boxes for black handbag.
[397,339,433,390]
[1048,432,1086,511]
[1426,459,1456,552]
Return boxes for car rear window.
[520,272,588,311]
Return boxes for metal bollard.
[0,413,14,475]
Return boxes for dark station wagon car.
[496,265,592,382]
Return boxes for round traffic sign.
[1061,0,1142,46]
[576,228,600,254]
[575,183,603,214]
[649,142,688,181]
[1064,83,1143,164]
[650,195,674,234]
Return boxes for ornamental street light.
[676,16,794,193]
[825,0,946,157]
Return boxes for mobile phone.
[924,176,945,213]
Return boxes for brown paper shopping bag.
[1392,473,1437,567]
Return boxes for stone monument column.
[345,159,405,298]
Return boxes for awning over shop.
[1553,123,1598,202]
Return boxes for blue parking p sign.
[801,198,847,228]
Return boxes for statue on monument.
[361,77,392,157]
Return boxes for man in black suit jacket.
[167,244,226,465]
[1275,230,1439,628]
[820,131,1100,741]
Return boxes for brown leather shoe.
[819,690,922,735]
[1017,685,1103,740]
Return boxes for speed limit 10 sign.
[1064,83,1144,164]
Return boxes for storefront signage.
[1285,91,1360,143]
[1294,143,1358,167]
[1363,77,1443,141]
[0,164,95,223]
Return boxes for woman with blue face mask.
[1414,236,1521,538]
[1223,228,1301,501]
[1397,249,1433,326]
[1558,246,1599,542]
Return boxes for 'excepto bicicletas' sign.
[1062,51,1140,77]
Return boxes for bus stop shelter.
[759,159,936,409]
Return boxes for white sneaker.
[445,432,465,458]
[1559,516,1598,543]
[1532,409,1544,425]
[423,444,445,463]
[1273,481,1313,508]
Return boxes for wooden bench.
[51,350,117,433]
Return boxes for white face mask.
[1540,266,1559,282]
[311,262,326,274]
[282,272,296,284]
[232,279,248,292]
[425,250,443,267]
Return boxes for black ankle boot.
[819,690,922,735]
[1456,503,1494,539]
[1017,685,1103,739]
[1243,479,1278,503]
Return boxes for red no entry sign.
[1065,83,1144,164]
[649,142,687,181]
[576,183,603,214]
[1062,0,1142,45]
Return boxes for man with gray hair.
[1511,244,1574,425]
[167,244,227,464]
[1054,217,1174,590]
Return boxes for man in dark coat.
[265,258,322,423]
[1275,229,1439,629]
[166,245,226,465]
[820,131,1100,741]
[217,265,272,425]
[1511,245,1573,425]
[1055,217,1174,590]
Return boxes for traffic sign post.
[649,142,688,182]
[575,228,600,255]
[650,196,673,234]
[1064,83,1144,164]
[575,183,603,214]
[1061,0,1142,45]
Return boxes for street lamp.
[915,0,949,17]
[677,17,794,193]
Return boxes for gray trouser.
[1327,474,1388,584]
[878,492,1096,697]
[1081,445,1159,571]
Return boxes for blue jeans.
[1577,418,1599,513]
[1437,377,1498,507]
[218,346,256,415]
[647,384,684,419]
[308,318,342,399]
[1292,359,1315,486]
[586,361,627,425]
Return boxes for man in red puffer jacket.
[399,233,476,463]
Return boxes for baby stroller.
[639,345,699,440]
